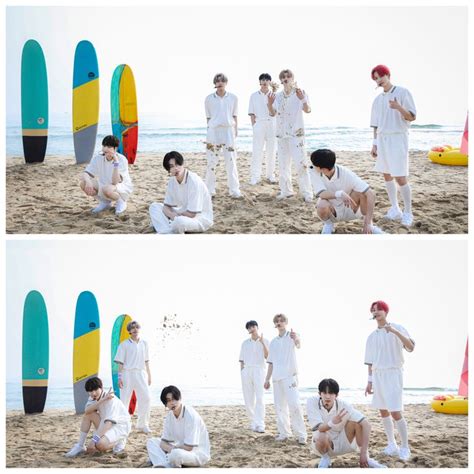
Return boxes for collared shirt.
[248,90,275,121]
[85,390,131,426]
[273,90,310,139]
[239,337,269,368]
[85,152,133,191]
[114,338,149,370]
[267,331,298,382]
[205,91,238,128]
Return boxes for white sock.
[381,416,397,446]
[399,184,412,214]
[395,418,409,448]
[385,180,399,209]
[78,431,88,446]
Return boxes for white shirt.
[310,164,370,202]
[364,323,414,370]
[248,90,275,122]
[370,85,417,134]
[114,338,150,370]
[164,170,213,227]
[273,90,309,139]
[85,390,131,426]
[162,405,210,464]
[306,396,364,434]
[205,92,238,128]
[267,331,298,382]
[85,153,133,191]
[239,337,269,369]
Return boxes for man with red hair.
[370,65,417,227]
[364,301,415,462]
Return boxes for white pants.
[147,438,203,467]
[120,369,151,430]
[149,203,211,234]
[205,126,240,195]
[374,132,409,177]
[273,375,307,439]
[251,120,276,182]
[277,137,312,199]
[372,367,404,412]
[241,366,266,429]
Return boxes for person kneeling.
[149,151,214,234]
[309,149,384,234]
[307,378,386,469]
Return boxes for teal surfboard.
[22,290,49,414]
[73,291,100,414]
[21,40,48,164]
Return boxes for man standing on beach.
[149,151,213,234]
[114,320,152,434]
[370,65,417,227]
[267,69,313,203]
[248,73,277,185]
[364,300,415,462]
[204,73,242,198]
[239,320,269,433]
[264,313,307,445]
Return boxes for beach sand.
[5,403,468,468]
[6,151,468,234]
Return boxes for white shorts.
[91,177,131,201]
[372,368,403,412]
[332,202,362,222]
[100,419,131,445]
[374,133,409,177]
[312,429,358,457]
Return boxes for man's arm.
[234,115,238,137]
[163,204,179,220]
[145,360,151,385]
[264,363,273,389]
[365,364,373,396]
[386,325,415,352]
[390,98,416,121]
[249,113,256,126]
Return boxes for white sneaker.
[113,439,127,454]
[92,200,112,214]
[321,221,334,234]
[65,443,86,457]
[383,444,399,456]
[230,191,243,199]
[401,212,413,227]
[138,426,152,434]
[276,193,294,200]
[398,447,411,461]
[249,179,260,186]
[368,458,387,468]
[274,434,289,441]
[267,177,278,184]
[297,436,307,445]
[255,426,265,433]
[318,454,331,468]
[384,207,403,220]
[370,225,385,234]
[115,198,127,215]
[304,195,313,203]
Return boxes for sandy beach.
[6,150,468,234]
[5,403,468,468]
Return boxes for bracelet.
[368,374,373,383]
[335,190,343,199]
[118,373,123,380]
[92,434,101,444]
[113,162,120,167]
[372,139,378,146]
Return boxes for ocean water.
[6,382,455,411]
[6,122,464,157]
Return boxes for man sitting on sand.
[79,135,133,215]
[146,385,211,468]
[149,151,214,234]
[307,378,386,468]
[65,376,131,457]
[309,149,384,234]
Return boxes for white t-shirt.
[164,170,213,227]
[162,405,210,464]
[267,331,298,382]
[364,323,414,370]
[85,153,133,192]
[273,90,309,139]
[114,338,150,370]
[239,337,269,369]
[85,390,131,426]
[370,85,417,134]
[248,90,275,121]
[205,92,238,128]
[310,164,370,202]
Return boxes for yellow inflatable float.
[431,395,468,415]
[428,145,468,166]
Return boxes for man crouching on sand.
[65,377,131,457]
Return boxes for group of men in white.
[79,65,417,234]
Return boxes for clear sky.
[6,5,467,127]
[6,239,467,390]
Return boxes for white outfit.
[267,332,306,440]
[248,90,276,182]
[306,396,365,457]
[114,338,151,429]
[204,92,241,195]
[364,323,414,411]
[85,153,133,200]
[370,85,417,177]
[273,90,312,199]
[149,170,214,234]
[310,164,370,222]
[239,337,269,430]
[147,405,210,467]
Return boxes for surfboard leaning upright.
[73,40,99,164]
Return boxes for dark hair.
[245,320,258,330]
[259,73,272,82]
[318,378,340,395]
[127,320,140,332]
[310,149,336,170]
[163,151,184,172]
[102,135,120,148]
[85,376,103,392]
[213,73,228,84]
[160,385,182,405]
